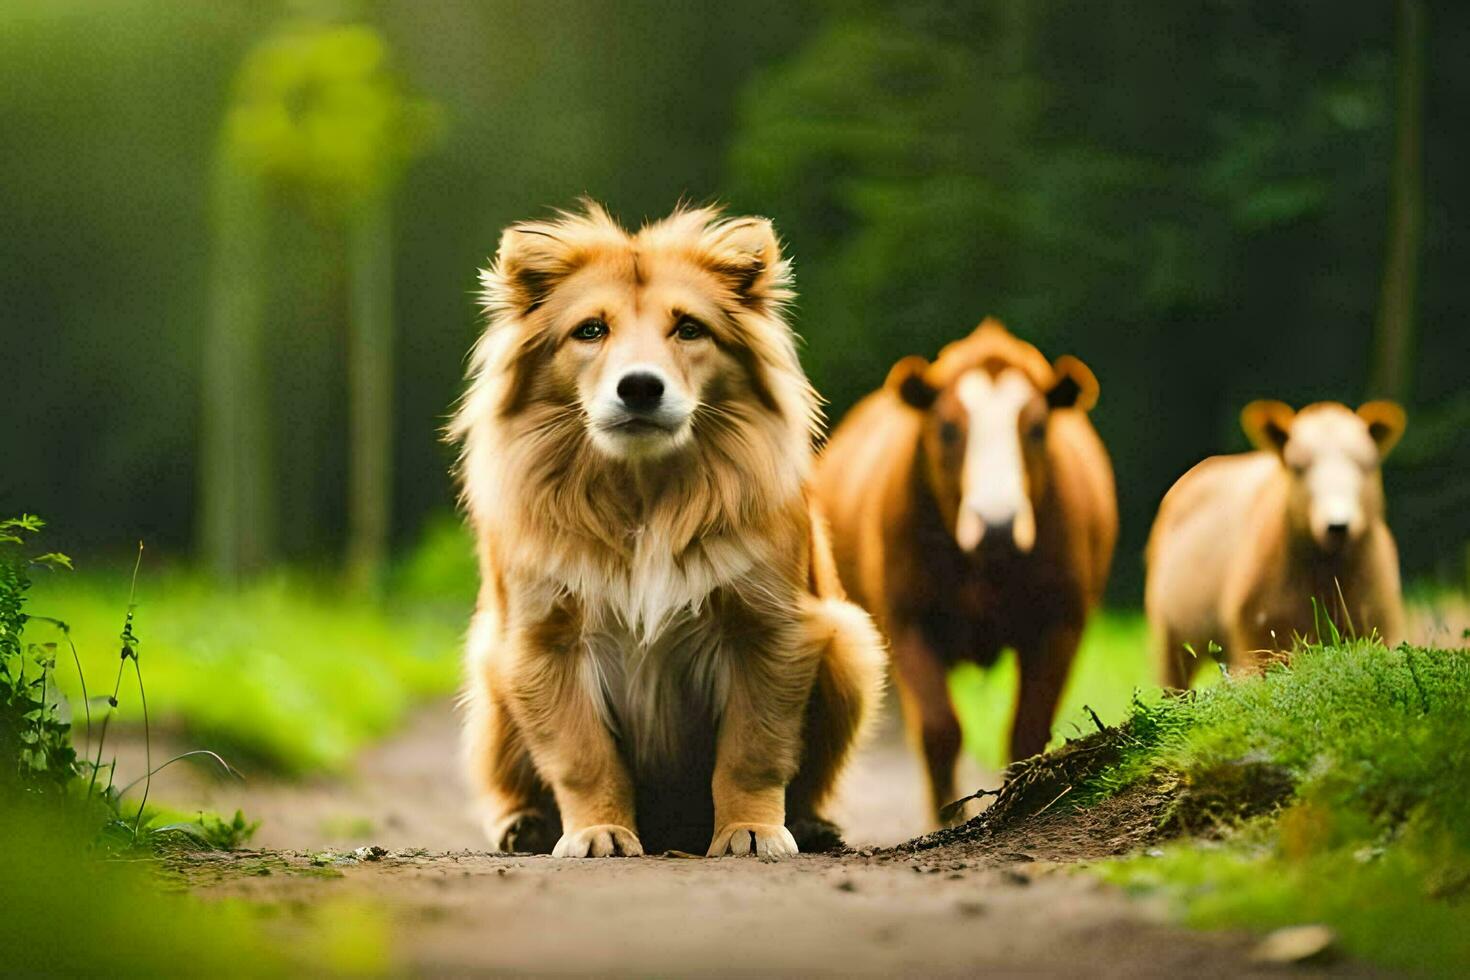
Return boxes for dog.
[449,202,885,858]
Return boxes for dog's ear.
[1046,355,1100,412]
[1357,400,1407,459]
[481,223,583,317]
[886,355,938,410]
[1241,400,1296,455]
[701,216,792,310]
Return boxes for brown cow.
[1146,400,1407,688]
[815,320,1117,821]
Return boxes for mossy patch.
[934,639,1470,975]
[158,849,352,888]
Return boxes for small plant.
[0,515,81,798]
[1,515,249,849]
[145,807,260,851]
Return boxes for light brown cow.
[1146,400,1407,688]
[816,320,1117,821]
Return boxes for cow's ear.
[1241,400,1295,454]
[886,355,937,410]
[1357,400,1407,459]
[1046,355,1099,412]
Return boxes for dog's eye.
[570,318,608,342]
[1027,420,1047,442]
[674,316,709,341]
[938,421,962,446]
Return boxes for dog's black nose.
[617,372,664,413]
[1326,522,1349,539]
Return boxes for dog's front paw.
[552,824,643,858]
[707,823,799,859]
[484,810,556,854]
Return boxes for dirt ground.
[119,707,1378,977]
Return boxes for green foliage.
[0,800,389,977]
[0,516,81,797]
[1,515,278,859]
[0,804,281,977]
[30,568,462,774]
[225,20,441,211]
[730,1,1393,392]
[1091,640,1470,974]
[0,519,387,971]
[143,807,260,851]
[1104,829,1470,976]
[9,509,464,789]
[390,512,478,612]
[1101,641,1470,837]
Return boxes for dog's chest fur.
[530,528,776,774]
[600,527,762,643]
[580,606,729,774]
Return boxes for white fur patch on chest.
[529,527,763,643]
[623,528,759,641]
[517,528,764,772]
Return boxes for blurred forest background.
[4,0,1467,602]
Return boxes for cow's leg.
[1011,621,1083,761]
[1153,619,1192,692]
[893,628,962,825]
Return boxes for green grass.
[27,566,464,776]
[0,801,390,977]
[1088,640,1470,976]
[3,519,395,975]
[949,611,1219,769]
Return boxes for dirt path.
[119,700,982,852]
[123,707,1375,976]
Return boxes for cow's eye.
[675,316,709,341]
[571,318,608,342]
[938,421,962,446]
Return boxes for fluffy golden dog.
[450,203,885,858]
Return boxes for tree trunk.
[345,194,395,594]
[1370,0,1426,403]
[200,157,274,583]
